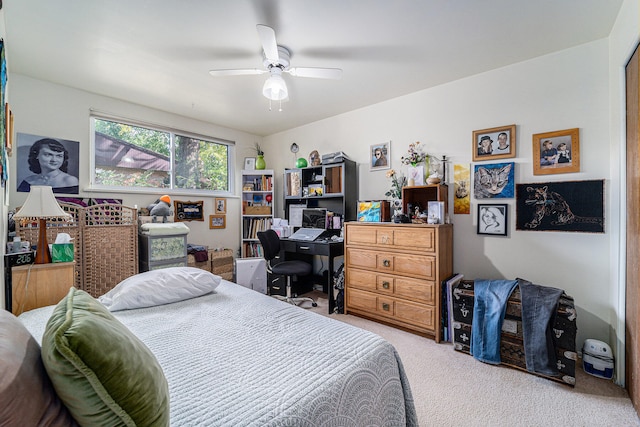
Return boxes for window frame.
[89,113,235,196]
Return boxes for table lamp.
[13,185,72,264]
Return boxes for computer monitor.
[302,208,327,229]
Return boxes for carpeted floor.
[302,290,640,426]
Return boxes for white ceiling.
[4,0,623,137]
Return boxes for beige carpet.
[303,291,640,426]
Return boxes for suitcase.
[451,280,577,386]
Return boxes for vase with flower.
[385,169,406,217]
[401,141,429,186]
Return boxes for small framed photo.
[532,128,580,175]
[244,157,256,170]
[407,164,425,185]
[370,141,391,170]
[477,203,508,236]
[472,124,516,162]
[209,215,226,229]
[214,198,226,214]
[427,201,445,224]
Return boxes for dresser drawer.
[347,288,435,332]
[377,252,435,279]
[348,268,435,304]
[347,248,435,280]
[395,298,435,330]
[346,224,435,253]
[377,227,435,253]
[346,287,378,312]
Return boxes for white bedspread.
[19,280,417,426]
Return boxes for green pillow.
[41,288,170,427]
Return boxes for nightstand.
[11,262,75,316]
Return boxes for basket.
[210,249,234,277]
[187,253,210,271]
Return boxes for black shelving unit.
[283,159,357,227]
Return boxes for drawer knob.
[382,303,390,311]
[382,281,390,289]
[383,259,391,267]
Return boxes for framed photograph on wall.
[16,132,80,194]
[244,157,256,170]
[477,203,508,236]
[370,141,391,170]
[532,128,580,175]
[516,180,604,233]
[174,200,204,221]
[209,215,226,229]
[472,124,516,162]
[473,162,514,199]
[214,197,227,214]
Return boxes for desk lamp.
[13,185,72,264]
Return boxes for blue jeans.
[470,279,518,364]
[518,278,564,375]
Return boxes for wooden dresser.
[344,222,453,342]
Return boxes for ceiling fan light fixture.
[262,68,288,101]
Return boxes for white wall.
[7,74,262,256]
[264,39,614,351]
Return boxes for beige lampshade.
[14,186,72,221]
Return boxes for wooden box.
[244,205,272,215]
[402,184,448,217]
[451,280,577,386]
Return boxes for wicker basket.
[187,253,210,271]
[210,249,234,278]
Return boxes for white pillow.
[98,267,221,311]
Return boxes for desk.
[280,238,344,314]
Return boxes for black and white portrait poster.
[16,132,80,194]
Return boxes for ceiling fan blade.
[256,24,279,64]
[287,67,343,79]
[209,69,266,77]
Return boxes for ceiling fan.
[209,25,342,109]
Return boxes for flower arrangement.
[254,142,264,156]
[385,169,406,199]
[401,141,428,166]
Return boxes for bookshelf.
[283,159,357,228]
[241,170,274,257]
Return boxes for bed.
[7,267,417,426]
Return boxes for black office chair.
[257,229,317,308]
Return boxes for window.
[91,116,233,193]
